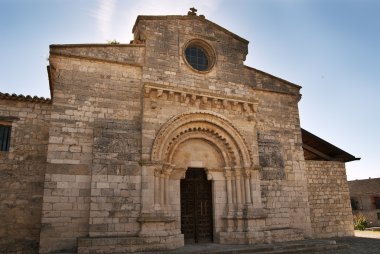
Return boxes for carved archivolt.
[148,110,264,217]
[151,110,253,168]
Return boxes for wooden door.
[180,168,213,244]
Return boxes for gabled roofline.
[349,177,380,183]
[50,44,145,49]
[244,65,302,89]
[132,15,249,45]
[301,128,360,163]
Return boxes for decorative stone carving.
[204,168,213,180]
[144,83,257,114]
[144,105,265,247]
[154,168,161,177]
[151,110,254,168]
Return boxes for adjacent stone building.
[0,10,359,253]
[349,178,380,227]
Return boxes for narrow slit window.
[0,124,11,151]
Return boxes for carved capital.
[154,168,162,177]
[162,164,173,176]
[224,171,232,180]
[206,171,213,180]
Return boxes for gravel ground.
[137,231,380,254]
[323,231,380,254]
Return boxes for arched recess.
[151,110,253,169]
[141,111,265,241]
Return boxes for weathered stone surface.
[0,99,51,252]
[306,161,354,238]
[349,178,380,227]
[0,11,355,253]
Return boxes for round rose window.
[183,40,215,72]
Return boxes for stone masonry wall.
[0,14,355,253]
[306,160,354,238]
[134,16,300,97]
[349,178,380,227]
[50,44,145,67]
[40,48,143,252]
[135,16,311,238]
[0,99,51,253]
[256,91,312,238]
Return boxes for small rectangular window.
[374,197,380,209]
[0,124,11,151]
[351,198,359,210]
[377,212,380,220]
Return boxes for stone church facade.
[0,11,357,253]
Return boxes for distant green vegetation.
[354,214,369,230]
[107,39,120,45]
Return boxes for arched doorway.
[141,111,263,245]
[180,168,213,243]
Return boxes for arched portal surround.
[139,110,266,243]
[151,110,252,167]
[149,111,263,211]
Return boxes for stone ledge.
[137,213,176,223]
[223,208,268,219]
[77,234,184,254]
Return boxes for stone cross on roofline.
[188,7,197,16]
[188,7,205,18]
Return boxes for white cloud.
[112,0,221,43]
[95,0,117,40]
[89,0,221,43]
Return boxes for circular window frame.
[183,39,216,73]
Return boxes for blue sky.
[0,0,379,180]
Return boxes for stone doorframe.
[139,110,267,244]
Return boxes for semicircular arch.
[167,131,232,167]
[151,110,252,168]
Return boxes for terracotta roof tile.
[0,92,51,103]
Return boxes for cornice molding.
[144,83,258,114]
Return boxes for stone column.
[225,171,233,205]
[244,169,252,204]
[154,168,161,206]
[163,165,173,205]
[160,174,165,205]
[224,169,234,216]
[235,170,242,204]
